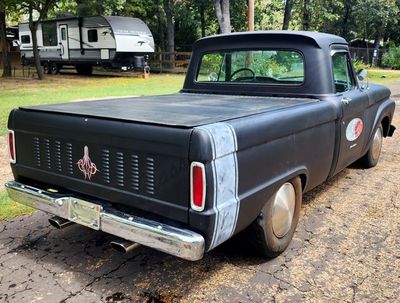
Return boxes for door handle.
[341,97,352,105]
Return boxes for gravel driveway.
[0,95,399,303]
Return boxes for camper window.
[21,35,30,44]
[88,29,98,43]
[61,28,66,41]
[42,22,57,46]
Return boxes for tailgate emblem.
[77,146,99,180]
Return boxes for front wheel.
[248,176,302,258]
[359,124,383,168]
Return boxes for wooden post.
[248,0,254,31]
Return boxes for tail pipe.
[110,239,140,253]
[49,216,74,229]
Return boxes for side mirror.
[357,69,367,81]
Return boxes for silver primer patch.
[196,123,239,250]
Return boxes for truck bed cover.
[21,93,318,127]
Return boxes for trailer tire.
[50,62,59,75]
[359,124,383,168]
[43,62,50,74]
[76,65,93,76]
[248,176,302,258]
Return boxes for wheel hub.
[271,182,296,238]
[371,127,383,161]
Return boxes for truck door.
[332,50,369,175]
[59,25,69,60]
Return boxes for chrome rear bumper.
[5,181,205,261]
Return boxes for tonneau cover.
[21,93,318,127]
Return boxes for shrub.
[352,58,369,72]
[382,47,400,69]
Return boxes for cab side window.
[332,52,355,93]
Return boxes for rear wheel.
[248,176,302,258]
[359,124,383,168]
[76,65,93,76]
[50,62,59,75]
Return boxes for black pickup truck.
[6,31,396,261]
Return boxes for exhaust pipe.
[110,239,140,253]
[49,216,74,229]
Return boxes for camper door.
[59,25,69,60]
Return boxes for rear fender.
[233,166,309,237]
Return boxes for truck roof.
[195,30,347,49]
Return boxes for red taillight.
[8,130,16,163]
[190,162,206,211]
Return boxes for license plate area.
[68,198,102,230]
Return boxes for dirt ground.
[0,90,399,302]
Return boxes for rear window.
[197,50,304,85]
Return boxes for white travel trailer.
[18,15,155,75]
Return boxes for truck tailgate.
[9,109,192,223]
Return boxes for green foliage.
[251,56,288,77]
[382,47,400,69]
[199,53,223,75]
[352,58,369,72]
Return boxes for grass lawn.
[0,190,35,220]
[366,68,400,84]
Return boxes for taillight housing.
[190,162,206,212]
[8,130,16,164]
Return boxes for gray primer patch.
[196,123,239,250]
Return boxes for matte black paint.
[22,95,318,128]
[8,31,396,253]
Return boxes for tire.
[359,124,383,168]
[248,176,302,258]
[43,62,50,74]
[76,65,93,76]
[50,62,59,75]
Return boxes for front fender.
[363,99,396,156]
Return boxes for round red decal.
[346,118,363,142]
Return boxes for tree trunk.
[282,0,292,30]
[302,0,310,31]
[155,0,165,51]
[28,5,44,80]
[200,1,206,37]
[215,0,231,34]
[163,0,174,68]
[373,30,382,67]
[0,10,11,77]
[341,0,351,39]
